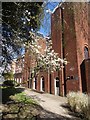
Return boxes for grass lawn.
[1,87,25,104]
[1,86,40,119]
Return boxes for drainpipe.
[60,6,67,96]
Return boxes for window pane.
[84,47,89,59]
[56,81,59,87]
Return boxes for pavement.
[24,88,81,119]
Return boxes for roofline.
[52,2,63,14]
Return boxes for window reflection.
[84,47,89,59]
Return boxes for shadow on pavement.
[2,103,82,120]
[60,104,82,120]
[36,104,82,120]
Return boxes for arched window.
[84,47,89,59]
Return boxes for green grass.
[1,87,25,104]
[0,87,37,104]
[2,86,39,119]
[2,86,37,105]
[10,92,38,105]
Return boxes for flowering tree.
[24,32,43,78]
[25,33,67,79]
[37,39,67,72]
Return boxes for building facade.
[23,37,46,88]
[14,55,24,84]
[14,3,90,96]
[51,2,90,96]
[14,36,47,88]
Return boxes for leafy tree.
[2,2,43,35]
[1,2,43,67]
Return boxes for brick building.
[14,55,24,84]
[14,2,90,96]
[14,36,47,88]
[51,2,90,96]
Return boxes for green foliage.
[67,92,90,120]
[2,2,43,31]
[2,72,14,80]
[14,80,20,87]
[2,2,44,64]
[10,92,37,105]
[2,80,20,87]
[2,87,24,104]
[3,80,14,87]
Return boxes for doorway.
[55,77,60,95]
[40,76,45,92]
[33,77,37,90]
[80,60,87,93]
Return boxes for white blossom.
[28,12,31,15]
[24,32,67,77]
[25,10,28,13]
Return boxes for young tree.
[37,39,67,73]
[25,34,67,79]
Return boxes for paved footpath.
[24,88,81,119]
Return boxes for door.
[80,60,87,93]
[55,77,60,95]
[40,76,45,92]
[33,77,37,90]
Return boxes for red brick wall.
[51,3,79,95]
[74,3,89,92]
[22,38,46,88]
[38,71,48,93]
[62,3,80,93]
[88,3,90,57]
[37,38,46,54]
[51,7,65,96]
[22,49,30,87]
[51,7,62,56]
[51,3,90,95]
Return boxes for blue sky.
[38,2,59,37]
[20,2,59,55]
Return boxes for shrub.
[67,92,90,120]
[14,81,20,87]
[10,92,37,105]
[3,80,14,87]
[2,80,20,87]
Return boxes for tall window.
[84,47,89,59]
